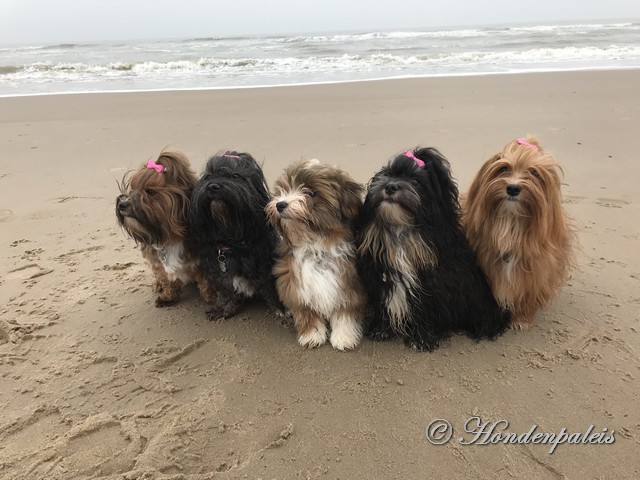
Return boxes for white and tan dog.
[267,160,366,350]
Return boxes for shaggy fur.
[267,160,367,351]
[355,148,510,351]
[116,149,216,306]
[189,151,283,320]
[462,136,574,328]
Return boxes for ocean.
[1,21,639,96]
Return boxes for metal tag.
[218,254,227,273]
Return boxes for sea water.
[1,22,639,96]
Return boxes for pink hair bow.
[517,138,539,151]
[146,160,165,173]
[405,150,425,167]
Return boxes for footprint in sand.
[596,198,630,208]
[5,263,54,281]
[55,196,103,204]
[55,245,105,266]
[563,195,587,204]
[0,320,10,344]
[0,209,14,222]
[10,239,31,247]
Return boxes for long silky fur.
[462,136,575,328]
[266,160,367,351]
[355,148,510,351]
[115,149,217,307]
[189,151,283,320]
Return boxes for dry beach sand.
[0,70,639,479]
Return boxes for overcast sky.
[1,0,639,45]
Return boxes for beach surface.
[1,70,639,479]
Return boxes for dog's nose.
[117,200,130,211]
[506,184,522,197]
[276,201,288,213]
[385,182,399,194]
[207,183,220,194]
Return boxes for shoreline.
[2,65,639,99]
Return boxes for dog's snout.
[276,201,288,213]
[385,182,399,195]
[207,183,221,194]
[506,184,522,197]
[117,200,130,211]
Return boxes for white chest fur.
[294,241,352,318]
[233,276,256,297]
[384,246,418,333]
[153,243,189,283]
[386,280,410,332]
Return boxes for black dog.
[190,151,283,320]
[355,148,510,351]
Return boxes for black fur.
[189,151,283,319]
[355,148,510,351]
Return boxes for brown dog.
[116,149,216,307]
[463,136,574,328]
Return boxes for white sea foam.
[1,22,639,95]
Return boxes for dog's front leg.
[150,261,183,307]
[404,320,441,352]
[258,277,286,317]
[193,269,217,305]
[206,286,241,320]
[294,307,328,348]
[365,305,395,341]
[329,307,363,351]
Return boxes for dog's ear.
[336,171,364,222]
[466,153,499,208]
[414,147,459,204]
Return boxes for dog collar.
[217,245,232,273]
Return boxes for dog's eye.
[410,179,419,186]
[232,173,241,179]
[498,166,510,175]
[305,190,316,198]
[146,189,157,196]
[530,169,540,179]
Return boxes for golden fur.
[462,136,575,328]
[267,160,367,350]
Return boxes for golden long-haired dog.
[266,160,366,350]
[116,150,217,307]
[462,136,574,328]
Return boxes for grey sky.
[1,0,639,45]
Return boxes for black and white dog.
[355,148,510,351]
[190,151,283,320]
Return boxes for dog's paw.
[367,328,394,341]
[330,320,362,351]
[298,323,328,348]
[206,307,224,321]
[406,338,437,352]
[155,296,178,308]
[509,321,532,331]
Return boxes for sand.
[0,70,639,479]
